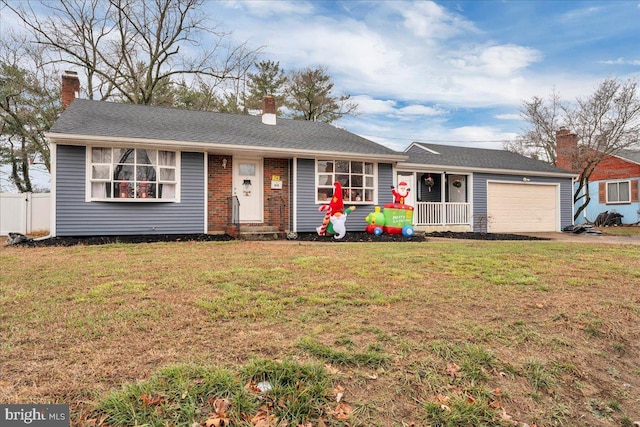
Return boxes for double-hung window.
[606,181,630,204]
[316,160,375,203]
[88,147,178,201]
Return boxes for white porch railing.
[414,202,471,226]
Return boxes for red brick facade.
[207,155,234,233]
[206,155,291,234]
[555,129,640,205]
[61,71,80,111]
[555,128,640,180]
[555,128,579,172]
[263,158,291,232]
[588,154,640,181]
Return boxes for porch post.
[441,173,446,226]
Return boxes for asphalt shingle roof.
[404,142,573,175]
[617,149,640,164]
[49,99,401,157]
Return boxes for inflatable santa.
[391,181,410,205]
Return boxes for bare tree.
[0,33,60,190]
[513,78,640,221]
[507,89,564,163]
[285,66,357,123]
[2,0,260,105]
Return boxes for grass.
[1,240,639,426]
[97,358,334,426]
[597,224,640,236]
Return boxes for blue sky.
[214,0,640,151]
[1,0,639,190]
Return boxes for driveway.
[524,232,640,244]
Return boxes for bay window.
[88,147,178,201]
[316,160,375,203]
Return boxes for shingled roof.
[48,99,405,160]
[401,142,575,176]
[616,149,640,165]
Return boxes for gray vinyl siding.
[295,159,317,232]
[55,145,205,236]
[472,173,574,232]
[377,163,395,205]
[294,159,394,233]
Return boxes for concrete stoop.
[238,226,283,240]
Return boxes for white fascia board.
[397,162,578,179]
[45,133,408,163]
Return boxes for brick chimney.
[261,96,276,125]
[61,71,80,111]
[555,128,578,171]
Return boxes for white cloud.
[599,58,640,65]
[396,105,447,116]
[350,96,396,115]
[398,1,479,40]
[495,114,522,120]
[477,45,543,76]
[219,1,557,111]
[224,0,315,17]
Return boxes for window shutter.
[632,179,639,203]
[599,182,606,203]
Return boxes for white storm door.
[234,158,263,223]
[397,173,416,207]
[448,175,466,203]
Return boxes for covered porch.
[398,171,473,231]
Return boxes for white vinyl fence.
[0,192,51,235]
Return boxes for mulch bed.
[293,231,548,242]
[7,231,548,247]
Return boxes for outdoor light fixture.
[222,158,227,169]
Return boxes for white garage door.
[487,183,558,233]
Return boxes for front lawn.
[1,240,638,426]
[598,224,640,236]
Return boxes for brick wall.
[555,128,579,172]
[207,155,233,233]
[263,158,290,232]
[589,154,640,181]
[207,156,291,234]
[61,72,80,111]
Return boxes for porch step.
[238,226,283,241]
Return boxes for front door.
[233,158,263,223]
[397,173,416,207]
[448,175,466,203]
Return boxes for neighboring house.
[46,72,575,237]
[396,143,575,233]
[556,129,640,225]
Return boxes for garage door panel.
[488,183,558,233]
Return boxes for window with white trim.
[88,147,178,201]
[606,180,631,204]
[316,160,375,203]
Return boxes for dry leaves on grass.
[140,393,164,407]
[332,403,352,421]
[332,385,344,402]
[245,380,262,394]
[203,398,230,427]
[445,363,460,378]
[250,410,278,427]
